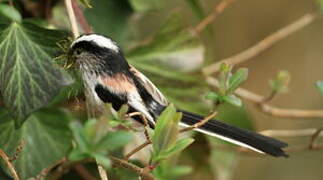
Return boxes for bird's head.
[68,34,129,75]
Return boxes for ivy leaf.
[0,3,21,22]
[0,109,72,179]
[0,22,72,127]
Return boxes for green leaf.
[218,63,232,95]
[95,154,111,169]
[227,68,248,93]
[153,104,179,154]
[69,149,88,161]
[315,81,323,95]
[0,22,72,127]
[269,70,290,93]
[0,4,21,22]
[79,0,92,8]
[95,131,133,152]
[128,13,203,61]
[158,138,194,161]
[0,109,72,179]
[205,92,220,101]
[117,104,129,119]
[223,95,242,107]
[70,121,90,153]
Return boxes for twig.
[127,112,152,141]
[50,158,93,180]
[124,140,152,161]
[97,164,108,180]
[36,158,67,180]
[206,77,323,118]
[212,143,323,156]
[260,128,323,137]
[194,0,236,34]
[203,12,317,75]
[308,128,323,149]
[72,0,93,33]
[110,156,154,180]
[180,111,217,132]
[0,149,19,180]
[74,164,96,180]
[65,0,80,38]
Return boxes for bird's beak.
[65,50,76,69]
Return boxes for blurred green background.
[2,0,323,179]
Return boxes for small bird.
[68,34,288,157]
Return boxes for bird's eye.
[75,49,82,55]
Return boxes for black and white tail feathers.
[179,110,288,157]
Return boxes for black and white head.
[68,34,130,76]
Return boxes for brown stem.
[0,149,19,180]
[97,164,108,180]
[203,12,317,75]
[194,0,236,34]
[308,128,323,149]
[180,111,217,133]
[74,164,97,180]
[206,77,323,119]
[124,140,152,161]
[260,128,323,137]
[65,0,80,38]
[110,156,155,180]
[72,0,93,33]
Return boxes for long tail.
[179,110,288,157]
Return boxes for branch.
[180,111,217,132]
[206,77,323,118]
[260,128,323,137]
[203,12,317,75]
[65,0,80,38]
[194,0,236,34]
[97,164,108,180]
[74,164,97,180]
[72,0,93,33]
[124,140,152,161]
[110,156,154,180]
[0,149,19,180]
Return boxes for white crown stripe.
[71,34,119,52]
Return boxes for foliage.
[0,21,71,127]
[152,104,194,163]
[69,119,133,169]
[0,109,72,179]
[206,63,248,107]
[269,70,290,94]
[1,0,314,179]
